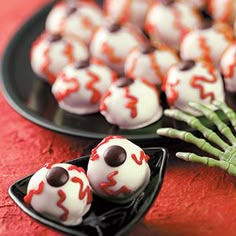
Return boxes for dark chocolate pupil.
[74,60,90,69]
[104,145,127,167]
[178,60,195,71]
[140,43,156,54]
[116,78,134,87]
[200,19,213,29]
[107,23,121,33]
[66,6,77,16]
[48,34,62,42]
[46,167,69,187]
[160,0,174,6]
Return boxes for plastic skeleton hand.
[157,101,236,176]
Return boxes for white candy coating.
[24,163,92,226]
[220,43,236,92]
[46,1,103,44]
[90,23,144,74]
[87,136,150,203]
[30,32,89,84]
[180,23,233,68]
[125,45,179,85]
[52,61,117,114]
[100,78,163,129]
[165,60,225,115]
[103,0,154,28]
[145,1,200,49]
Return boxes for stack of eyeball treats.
[30,0,236,130]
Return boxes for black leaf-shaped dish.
[8,147,168,236]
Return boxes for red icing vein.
[199,36,212,64]
[64,42,75,64]
[71,177,93,204]
[24,181,44,204]
[102,42,123,64]
[131,150,150,165]
[125,87,138,118]
[57,189,69,221]
[166,79,180,106]
[68,165,86,174]
[100,171,131,196]
[86,70,101,104]
[100,91,111,113]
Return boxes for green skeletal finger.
[176,152,230,172]
[213,100,236,131]
[164,109,229,150]
[157,128,224,158]
[189,102,236,145]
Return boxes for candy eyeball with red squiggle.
[145,0,201,50]
[87,136,151,203]
[180,21,234,69]
[164,60,225,116]
[90,21,144,74]
[45,0,103,44]
[220,42,236,92]
[51,59,117,115]
[125,42,179,86]
[100,77,163,129]
[30,32,89,84]
[24,163,93,226]
[103,0,154,29]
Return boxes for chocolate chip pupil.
[48,34,62,42]
[116,78,134,87]
[66,6,77,16]
[140,43,156,54]
[104,145,127,167]
[107,23,121,33]
[178,60,195,71]
[46,167,69,187]
[74,60,90,69]
[200,19,213,29]
[161,0,174,6]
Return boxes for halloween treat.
[125,42,179,85]
[52,59,117,114]
[145,0,201,50]
[103,0,154,28]
[208,0,236,25]
[87,136,151,203]
[45,0,103,44]
[220,42,236,92]
[90,22,144,74]
[180,0,207,9]
[164,60,225,115]
[24,163,93,226]
[157,101,236,176]
[30,32,89,84]
[100,77,163,129]
[180,21,234,68]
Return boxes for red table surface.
[1,1,236,236]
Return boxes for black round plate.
[1,0,173,142]
[8,147,168,236]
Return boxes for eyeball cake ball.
[87,136,150,203]
[45,0,103,44]
[220,42,236,92]
[164,60,225,115]
[208,0,236,25]
[30,32,89,84]
[103,0,154,29]
[145,0,201,50]
[90,22,144,74]
[24,163,93,226]
[180,21,234,68]
[100,77,163,129]
[125,42,179,86]
[51,59,117,115]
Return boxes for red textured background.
[1,1,236,236]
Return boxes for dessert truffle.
[145,0,201,50]
[87,136,150,203]
[52,59,117,114]
[208,0,236,25]
[103,0,154,28]
[100,77,163,129]
[24,163,93,226]
[180,22,234,68]
[45,0,103,44]
[125,43,179,85]
[220,42,236,92]
[164,60,225,115]
[90,22,144,74]
[30,32,89,84]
